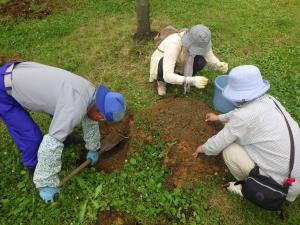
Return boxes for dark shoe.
[27,166,36,186]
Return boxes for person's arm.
[203,50,228,73]
[82,116,100,165]
[82,116,100,151]
[33,134,63,188]
[162,42,185,85]
[202,115,248,155]
[218,110,236,123]
[34,88,88,188]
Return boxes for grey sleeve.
[49,84,88,142]
[82,116,100,151]
[203,116,248,155]
[218,109,238,123]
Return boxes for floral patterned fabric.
[33,117,100,188]
[33,134,63,188]
[82,116,100,151]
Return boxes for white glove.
[218,62,228,74]
[186,76,208,89]
[227,182,243,197]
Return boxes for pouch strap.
[272,99,295,179]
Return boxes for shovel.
[59,136,124,187]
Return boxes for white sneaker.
[157,81,166,96]
[227,182,243,197]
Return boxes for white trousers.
[222,143,267,180]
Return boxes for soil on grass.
[0,0,57,20]
[143,97,226,188]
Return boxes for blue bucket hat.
[95,85,126,122]
[222,65,270,102]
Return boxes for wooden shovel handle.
[59,159,92,187]
[59,137,123,187]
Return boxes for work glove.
[186,76,208,89]
[86,150,99,165]
[39,187,60,204]
[218,62,228,74]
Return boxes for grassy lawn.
[0,0,299,224]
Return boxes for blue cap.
[95,85,126,122]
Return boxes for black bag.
[237,99,295,211]
[237,166,289,210]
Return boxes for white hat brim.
[222,80,270,102]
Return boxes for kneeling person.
[193,65,300,203]
[149,24,228,95]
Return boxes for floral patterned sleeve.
[33,134,64,188]
[81,116,100,151]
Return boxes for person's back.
[194,65,300,203]
[12,62,95,116]
[229,94,300,201]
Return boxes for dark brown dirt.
[143,97,226,188]
[95,211,140,225]
[0,0,56,20]
[95,114,134,173]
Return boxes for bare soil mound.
[0,0,56,20]
[143,97,226,188]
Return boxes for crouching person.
[193,65,300,205]
[149,24,228,96]
[0,61,126,203]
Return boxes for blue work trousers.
[0,63,42,169]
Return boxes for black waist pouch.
[237,166,288,211]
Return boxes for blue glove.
[39,187,60,204]
[86,150,99,165]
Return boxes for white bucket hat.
[222,65,270,102]
[182,24,212,55]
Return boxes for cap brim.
[223,80,270,102]
[95,84,110,116]
[189,40,212,55]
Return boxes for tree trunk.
[134,0,151,41]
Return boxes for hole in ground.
[95,113,134,172]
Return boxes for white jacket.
[149,31,225,84]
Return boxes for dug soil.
[95,114,134,173]
[95,97,226,189]
[0,0,57,20]
[143,97,226,188]
[93,97,228,224]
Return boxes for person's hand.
[39,187,60,204]
[186,76,208,89]
[218,62,228,74]
[192,145,204,158]
[205,113,219,122]
[86,150,99,165]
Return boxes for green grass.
[0,0,300,224]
